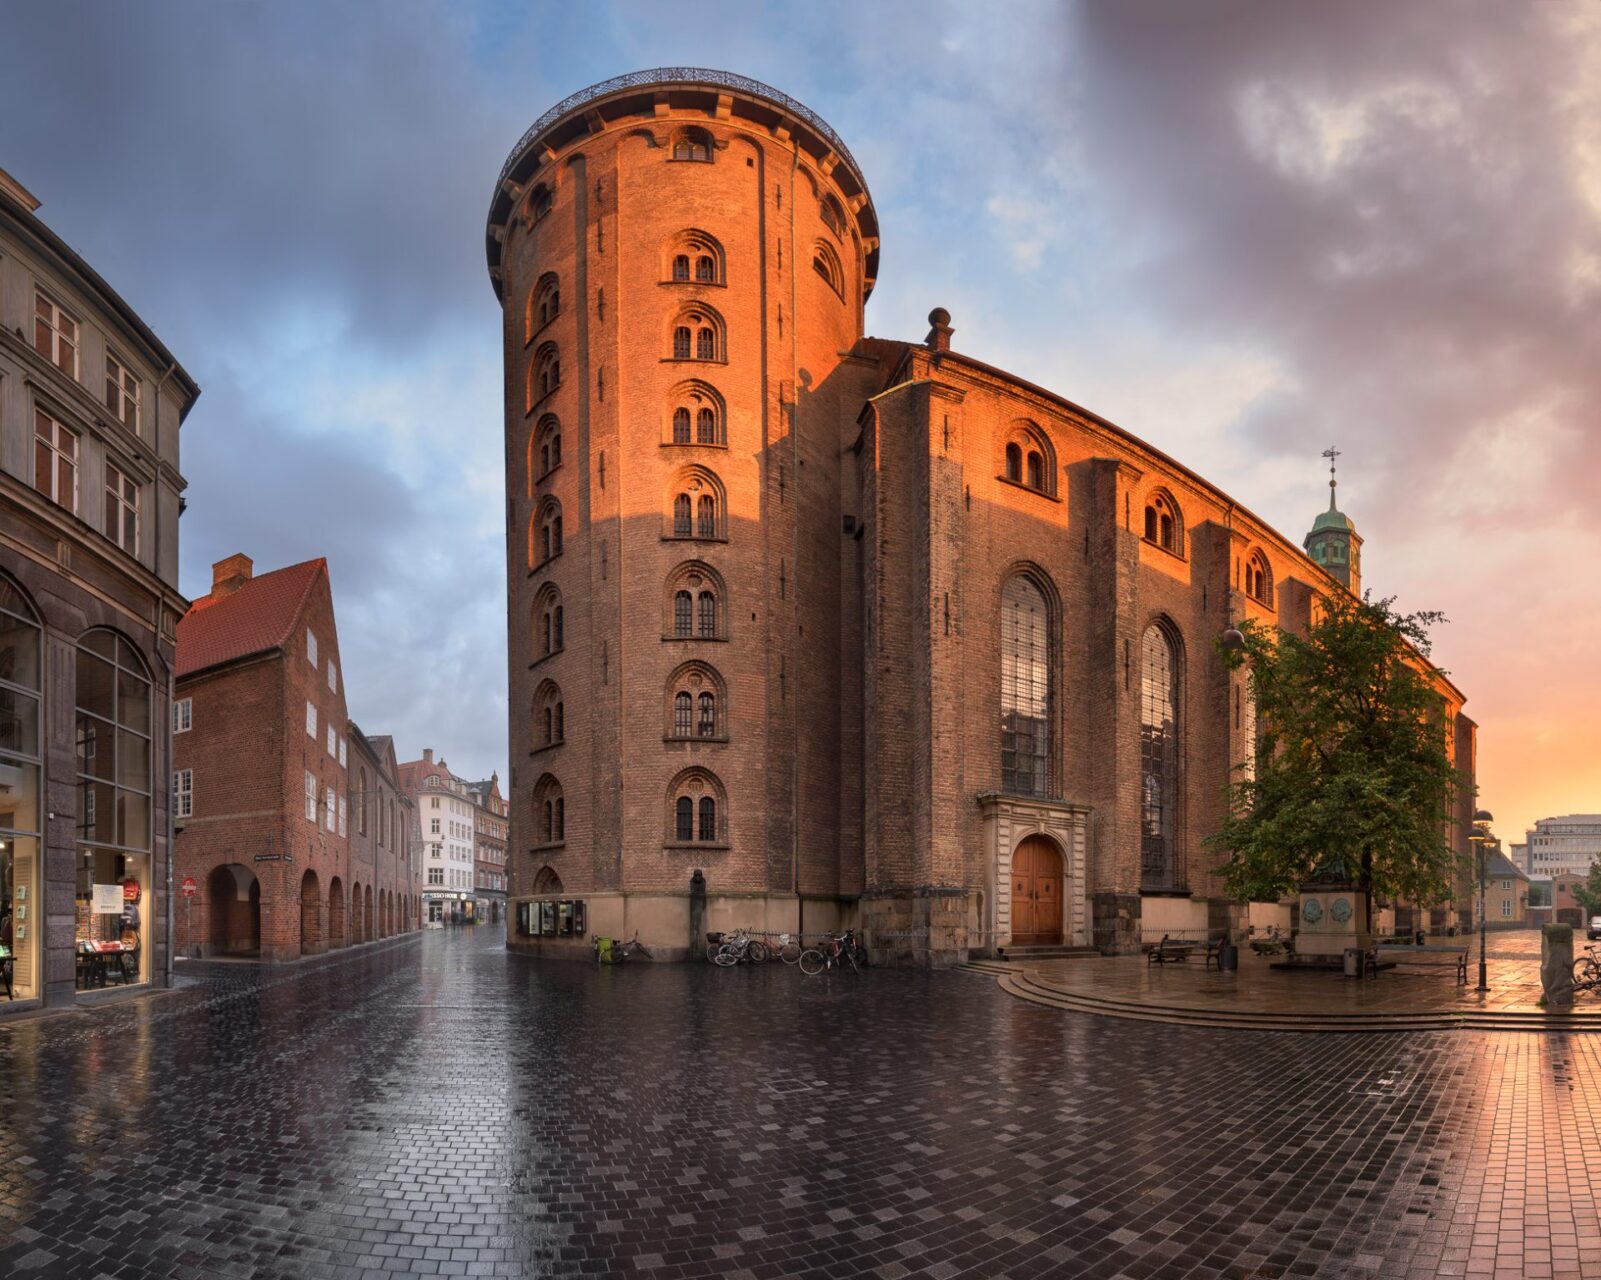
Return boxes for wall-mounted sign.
[253,853,291,862]
[181,875,198,899]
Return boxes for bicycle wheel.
[779,941,802,964]
[1574,958,1597,986]
[850,942,868,969]
[714,948,739,968]
[706,942,723,964]
[747,940,770,964]
[798,949,826,976]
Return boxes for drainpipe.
[153,360,178,990]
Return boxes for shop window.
[74,629,152,987]
[0,574,43,1001]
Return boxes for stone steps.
[995,945,1100,961]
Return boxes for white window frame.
[1500,898,1512,918]
[338,794,347,838]
[306,701,317,739]
[173,768,193,818]
[307,629,318,667]
[325,784,336,831]
[173,698,192,734]
[34,289,79,378]
[338,738,347,768]
[33,409,79,511]
[305,771,318,821]
[104,459,140,554]
[326,724,336,756]
[328,661,338,693]
[105,349,142,434]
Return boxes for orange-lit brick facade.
[490,71,1476,964]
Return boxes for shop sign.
[122,877,141,903]
[181,875,198,899]
[91,883,124,914]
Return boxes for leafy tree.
[1571,862,1601,922]
[1205,592,1465,933]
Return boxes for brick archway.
[299,869,324,957]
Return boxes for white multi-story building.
[1522,816,1601,878]
[398,749,478,924]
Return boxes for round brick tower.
[488,69,881,956]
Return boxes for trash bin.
[1415,929,1426,946]
[1343,947,1363,978]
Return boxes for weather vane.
[1322,445,1341,498]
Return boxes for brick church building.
[488,69,1477,964]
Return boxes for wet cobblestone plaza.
[4,931,1601,1279]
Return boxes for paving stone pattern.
[2,931,1601,1278]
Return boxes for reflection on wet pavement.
[2,928,1598,1278]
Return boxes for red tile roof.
[176,558,325,678]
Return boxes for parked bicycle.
[799,929,866,976]
[594,932,653,964]
[710,929,769,967]
[775,932,803,965]
[1574,944,1601,994]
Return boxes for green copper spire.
[1303,446,1362,591]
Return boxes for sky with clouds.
[3,1,1595,843]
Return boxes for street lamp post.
[1471,808,1494,993]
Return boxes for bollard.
[1542,923,1574,1008]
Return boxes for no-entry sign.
[181,875,198,900]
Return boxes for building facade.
[1521,816,1601,879]
[488,70,1478,965]
[349,728,422,939]
[173,555,417,959]
[399,749,477,923]
[1,166,199,1011]
[467,774,508,924]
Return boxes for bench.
[1372,944,1468,985]
[1147,935,1194,966]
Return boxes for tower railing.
[494,67,869,202]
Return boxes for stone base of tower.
[506,890,859,963]
[859,887,970,970]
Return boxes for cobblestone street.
[4,930,1601,1279]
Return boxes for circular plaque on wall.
[1302,898,1324,924]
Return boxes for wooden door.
[1011,836,1063,946]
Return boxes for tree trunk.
[1361,844,1374,935]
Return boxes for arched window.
[533,584,563,660]
[0,575,43,1001]
[1143,491,1184,555]
[532,415,561,486]
[534,775,563,845]
[666,468,725,540]
[669,306,725,363]
[534,681,562,748]
[820,195,845,238]
[526,184,552,223]
[532,498,562,567]
[665,662,725,740]
[1245,551,1274,607]
[672,128,713,162]
[1000,574,1051,797]
[812,240,844,299]
[529,343,560,409]
[664,562,725,640]
[1000,422,1056,496]
[663,230,725,285]
[526,272,559,341]
[76,629,153,982]
[1139,623,1180,891]
[664,381,725,448]
[667,768,725,844]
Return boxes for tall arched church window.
[697,692,716,737]
[676,796,694,841]
[1026,451,1044,490]
[697,591,716,637]
[673,494,692,538]
[1004,443,1022,483]
[699,796,716,842]
[674,326,692,359]
[673,408,691,444]
[673,254,690,282]
[674,692,693,737]
[1245,552,1274,608]
[696,408,716,444]
[812,241,844,299]
[696,495,716,539]
[695,327,716,361]
[820,195,845,238]
[695,254,716,282]
[1143,492,1184,555]
[1139,624,1180,890]
[1000,575,1050,797]
[674,590,693,637]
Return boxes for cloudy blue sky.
[4,1,1597,842]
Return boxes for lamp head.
[1219,628,1246,652]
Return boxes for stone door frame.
[979,794,1091,950]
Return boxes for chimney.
[924,306,953,353]
[423,748,434,764]
[211,553,254,599]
